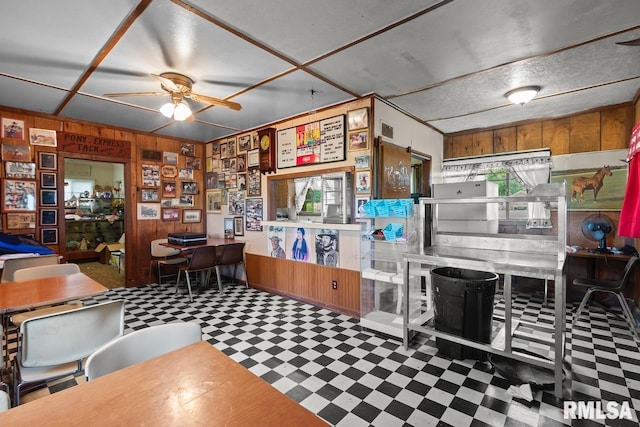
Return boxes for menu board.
[277,115,345,169]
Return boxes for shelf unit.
[66,197,123,218]
[65,219,124,261]
[360,201,418,338]
[402,183,567,397]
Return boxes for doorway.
[63,158,125,288]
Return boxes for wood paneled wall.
[0,107,204,287]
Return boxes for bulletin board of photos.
[205,133,263,233]
[1,117,60,245]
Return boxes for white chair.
[85,322,202,381]
[10,264,84,327]
[0,254,59,283]
[148,239,188,285]
[0,390,10,412]
[12,299,126,406]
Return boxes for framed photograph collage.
[347,108,371,209]
[1,118,59,244]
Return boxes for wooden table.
[0,341,329,426]
[0,272,108,314]
[161,237,236,251]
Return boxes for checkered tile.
[3,283,640,426]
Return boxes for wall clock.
[258,127,276,174]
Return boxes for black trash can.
[431,267,498,361]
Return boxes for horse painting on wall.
[551,149,627,211]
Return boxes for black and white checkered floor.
[4,283,640,426]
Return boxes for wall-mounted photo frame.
[180,142,196,157]
[29,128,57,147]
[141,164,161,187]
[211,142,221,155]
[179,195,194,206]
[234,216,244,236]
[355,170,371,194]
[6,212,36,229]
[237,153,247,173]
[162,181,177,198]
[2,118,25,140]
[161,164,178,178]
[183,209,201,223]
[348,130,368,151]
[186,156,201,170]
[224,217,235,238]
[247,149,259,168]
[40,189,57,206]
[3,144,31,162]
[206,189,222,213]
[247,168,261,197]
[355,196,370,219]
[355,154,370,170]
[238,135,251,153]
[5,161,36,179]
[347,107,369,131]
[141,189,159,202]
[41,228,58,245]
[40,209,57,226]
[38,152,57,170]
[245,198,263,232]
[4,180,36,211]
[137,203,161,220]
[141,149,162,161]
[161,207,179,221]
[178,168,194,180]
[163,151,178,165]
[40,172,57,188]
[181,181,198,195]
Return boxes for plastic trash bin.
[431,267,498,360]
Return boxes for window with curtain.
[442,150,551,223]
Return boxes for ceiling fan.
[105,72,242,121]
[616,37,640,46]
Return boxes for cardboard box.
[95,243,124,264]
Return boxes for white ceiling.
[1,0,639,143]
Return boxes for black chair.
[174,246,219,301]
[571,256,639,339]
[214,242,246,292]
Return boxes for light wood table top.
[0,341,329,426]
[0,272,108,314]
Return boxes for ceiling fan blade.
[190,93,242,111]
[104,91,167,98]
[151,73,180,92]
[616,38,640,46]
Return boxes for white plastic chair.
[148,239,188,285]
[0,254,59,283]
[0,390,10,412]
[12,300,126,406]
[85,322,202,381]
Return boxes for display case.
[68,197,123,218]
[402,183,567,397]
[321,172,352,224]
[65,219,124,261]
[360,199,418,338]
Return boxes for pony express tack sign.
[58,132,131,159]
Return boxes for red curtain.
[618,122,640,238]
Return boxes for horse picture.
[570,165,612,203]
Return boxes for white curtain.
[508,157,552,228]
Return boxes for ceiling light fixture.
[160,100,192,121]
[505,86,541,105]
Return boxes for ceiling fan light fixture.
[505,86,541,105]
[159,102,176,118]
[173,102,192,121]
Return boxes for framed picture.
[238,135,251,153]
[163,151,178,164]
[355,196,370,219]
[161,198,179,207]
[206,189,222,213]
[224,217,235,238]
[141,164,161,187]
[29,128,57,147]
[348,130,368,151]
[141,189,159,202]
[180,142,196,157]
[237,173,246,191]
[5,161,36,179]
[355,170,371,194]
[355,154,370,169]
[234,216,244,236]
[6,213,36,229]
[40,189,57,206]
[162,181,177,198]
[183,209,201,223]
[237,154,247,172]
[137,203,161,220]
[550,149,627,211]
[161,207,180,221]
[247,168,261,197]
[38,152,56,170]
[186,156,201,170]
[141,149,162,161]
[347,107,369,131]
[2,118,25,139]
[179,195,194,206]
[212,142,221,155]
[40,172,57,188]
[40,209,57,226]
[181,181,198,195]
[3,144,31,162]
[41,228,58,245]
[4,180,36,211]
[245,198,263,232]
[247,149,259,168]
[228,191,245,216]
[178,168,194,180]
[161,165,178,178]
